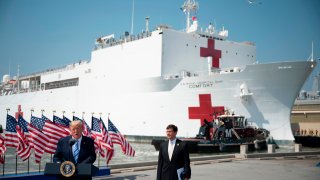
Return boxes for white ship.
[0,0,316,142]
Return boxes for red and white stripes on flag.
[91,117,114,165]
[0,134,6,164]
[5,114,31,161]
[16,124,31,161]
[108,119,135,157]
[28,123,49,163]
[42,116,70,154]
[4,114,19,148]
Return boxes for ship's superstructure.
[0,0,316,141]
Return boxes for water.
[1,143,319,175]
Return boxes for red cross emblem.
[200,39,222,68]
[188,94,225,126]
[15,105,23,119]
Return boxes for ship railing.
[162,70,209,80]
[0,84,43,96]
[18,60,89,79]
[219,67,243,74]
[94,31,152,51]
[162,67,244,80]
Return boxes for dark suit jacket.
[157,139,191,180]
[53,135,96,164]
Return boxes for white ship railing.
[0,61,88,96]
[162,67,243,80]
[94,31,152,51]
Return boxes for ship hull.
[0,61,315,141]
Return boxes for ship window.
[44,78,79,90]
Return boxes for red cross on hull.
[200,39,222,68]
[188,94,225,126]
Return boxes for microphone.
[69,138,77,146]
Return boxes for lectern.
[44,162,99,179]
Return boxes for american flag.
[29,116,50,163]
[108,118,135,157]
[0,133,6,164]
[92,117,113,164]
[82,119,92,137]
[53,115,70,134]
[91,117,101,153]
[63,116,71,122]
[16,116,32,161]
[4,114,19,148]
[17,116,31,145]
[53,115,70,127]
[73,116,91,137]
[41,115,69,154]
[73,115,82,121]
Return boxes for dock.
[94,151,320,180]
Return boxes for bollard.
[240,145,248,155]
[295,144,302,152]
[268,144,275,153]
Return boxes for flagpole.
[15,153,17,175]
[42,109,53,163]
[33,109,41,173]
[72,111,75,120]
[27,159,30,174]
[12,107,17,175]
[3,109,8,176]
[4,108,10,176]
[2,155,5,176]
[29,109,35,174]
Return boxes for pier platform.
[94,152,320,180]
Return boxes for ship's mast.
[17,64,20,94]
[131,0,135,34]
[181,0,199,32]
[311,41,314,62]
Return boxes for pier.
[95,150,320,180]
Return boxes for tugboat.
[152,112,270,153]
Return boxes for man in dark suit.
[53,120,96,164]
[157,124,191,180]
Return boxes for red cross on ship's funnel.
[188,94,225,126]
[200,39,221,68]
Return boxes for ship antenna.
[308,41,314,62]
[311,41,314,62]
[131,0,135,35]
[17,64,20,94]
[181,0,199,32]
[145,16,150,32]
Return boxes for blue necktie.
[73,140,79,163]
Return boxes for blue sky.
[0,0,319,90]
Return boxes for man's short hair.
[166,124,178,132]
[70,120,83,127]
